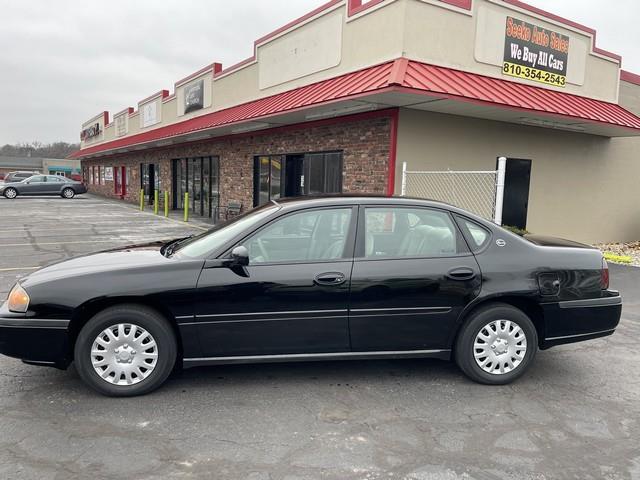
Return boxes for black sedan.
[0,174,87,199]
[0,196,621,396]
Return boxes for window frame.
[354,204,471,262]
[222,205,358,267]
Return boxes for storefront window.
[172,157,219,221]
[253,152,342,206]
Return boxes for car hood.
[21,241,177,287]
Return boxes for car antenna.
[271,198,281,208]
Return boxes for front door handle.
[446,267,477,281]
[314,272,347,286]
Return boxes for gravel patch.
[596,241,640,267]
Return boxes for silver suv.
[3,171,40,183]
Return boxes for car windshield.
[174,203,280,258]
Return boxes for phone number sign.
[503,16,570,87]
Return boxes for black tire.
[4,187,17,199]
[74,305,177,397]
[455,303,538,385]
[61,187,75,199]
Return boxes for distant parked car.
[3,171,40,183]
[0,174,87,199]
[0,173,5,181]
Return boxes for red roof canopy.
[71,58,640,159]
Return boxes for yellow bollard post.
[184,192,189,222]
[140,189,144,211]
[154,190,159,215]
[164,191,169,217]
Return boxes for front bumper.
[0,303,70,368]
[540,291,622,349]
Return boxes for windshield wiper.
[163,235,194,257]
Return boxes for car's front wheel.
[74,305,177,396]
[61,187,75,199]
[3,187,17,199]
[455,303,537,385]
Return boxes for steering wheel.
[257,238,269,262]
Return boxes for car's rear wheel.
[74,305,177,397]
[4,187,17,199]
[61,187,75,199]
[455,303,537,385]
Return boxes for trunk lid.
[524,234,595,249]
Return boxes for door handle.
[446,267,477,281]
[314,272,346,286]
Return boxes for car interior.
[245,206,462,264]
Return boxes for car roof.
[275,194,449,209]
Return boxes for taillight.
[601,257,609,290]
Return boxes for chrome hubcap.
[5,189,16,198]
[473,320,527,375]
[63,189,73,198]
[91,324,158,385]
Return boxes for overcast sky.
[0,0,637,145]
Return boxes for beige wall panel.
[396,108,640,243]
[619,81,640,117]
[214,1,405,110]
[259,8,344,89]
[128,113,140,137]
[161,98,177,126]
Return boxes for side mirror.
[230,246,249,266]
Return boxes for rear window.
[456,216,491,251]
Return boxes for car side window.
[244,208,352,264]
[29,176,46,182]
[455,216,491,251]
[364,207,464,259]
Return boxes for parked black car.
[0,174,87,199]
[0,196,621,396]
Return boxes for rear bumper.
[540,292,622,349]
[0,316,71,368]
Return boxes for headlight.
[8,284,30,313]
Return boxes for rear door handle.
[314,272,347,286]
[446,267,477,281]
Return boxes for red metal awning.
[70,58,640,159]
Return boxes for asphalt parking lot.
[0,195,639,480]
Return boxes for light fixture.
[519,117,586,132]
[305,103,378,121]
[231,122,272,134]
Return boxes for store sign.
[184,79,204,114]
[80,123,101,141]
[104,167,113,181]
[503,16,569,87]
[141,102,158,128]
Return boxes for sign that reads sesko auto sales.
[503,16,570,88]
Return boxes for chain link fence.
[401,163,504,221]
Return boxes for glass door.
[140,163,156,205]
[172,157,219,221]
[253,155,284,206]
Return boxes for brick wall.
[81,114,393,215]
